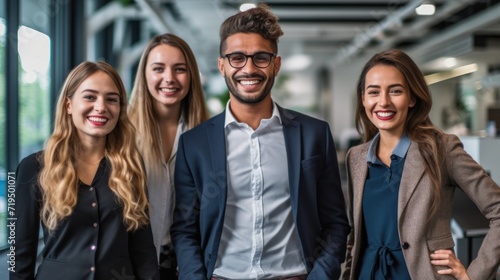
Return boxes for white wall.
[327,51,407,142]
[329,55,368,140]
[428,79,457,129]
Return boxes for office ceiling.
[88,0,500,77]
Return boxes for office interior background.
[1,0,500,277]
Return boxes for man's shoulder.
[182,112,224,137]
[279,106,329,127]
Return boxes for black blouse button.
[402,242,410,249]
[91,202,97,207]
[93,222,98,228]
[90,266,95,272]
[89,187,94,191]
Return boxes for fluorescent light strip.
[425,63,478,85]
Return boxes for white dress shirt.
[147,115,186,261]
[212,101,307,279]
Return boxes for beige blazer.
[342,134,500,280]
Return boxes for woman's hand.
[430,249,470,280]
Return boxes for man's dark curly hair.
[219,4,284,56]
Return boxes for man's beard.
[225,73,275,104]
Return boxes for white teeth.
[240,80,259,85]
[88,117,107,123]
[161,88,177,92]
[377,112,394,118]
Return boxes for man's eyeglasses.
[223,52,276,69]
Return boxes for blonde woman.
[11,61,159,280]
[128,33,209,278]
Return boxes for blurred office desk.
[453,136,499,266]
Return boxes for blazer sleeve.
[170,134,207,280]
[307,123,350,279]
[445,135,500,280]
[9,153,42,280]
[129,223,160,280]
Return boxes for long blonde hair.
[128,33,209,171]
[355,49,445,218]
[39,61,149,232]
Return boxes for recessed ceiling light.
[240,3,256,12]
[444,57,457,68]
[416,4,435,16]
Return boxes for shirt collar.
[366,132,411,163]
[224,99,282,128]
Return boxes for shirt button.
[91,245,96,250]
[90,266,95,272]
[93,223,98,228]
[89,187,94,191]
[91,202,97,207]
[402,242,410,249]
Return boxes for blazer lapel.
[206,113,228,209]
[398,141,425,220]
[279,106,301,218]
[349,145,369,238]
[346,144,369,270]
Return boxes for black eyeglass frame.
[222,52,277,69]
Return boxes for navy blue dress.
[357,134,411,280]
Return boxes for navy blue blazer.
[171,105,350,280]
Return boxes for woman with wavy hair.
[12,61,159,280]
[128,33,209,278]
[343,49,500,280]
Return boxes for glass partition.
[0,3,7,249]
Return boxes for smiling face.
[362,64,415,138]
[145,44,190,109]
[218,32,281,105]
[66,71,121,143]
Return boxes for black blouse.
[10,152,159,280]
